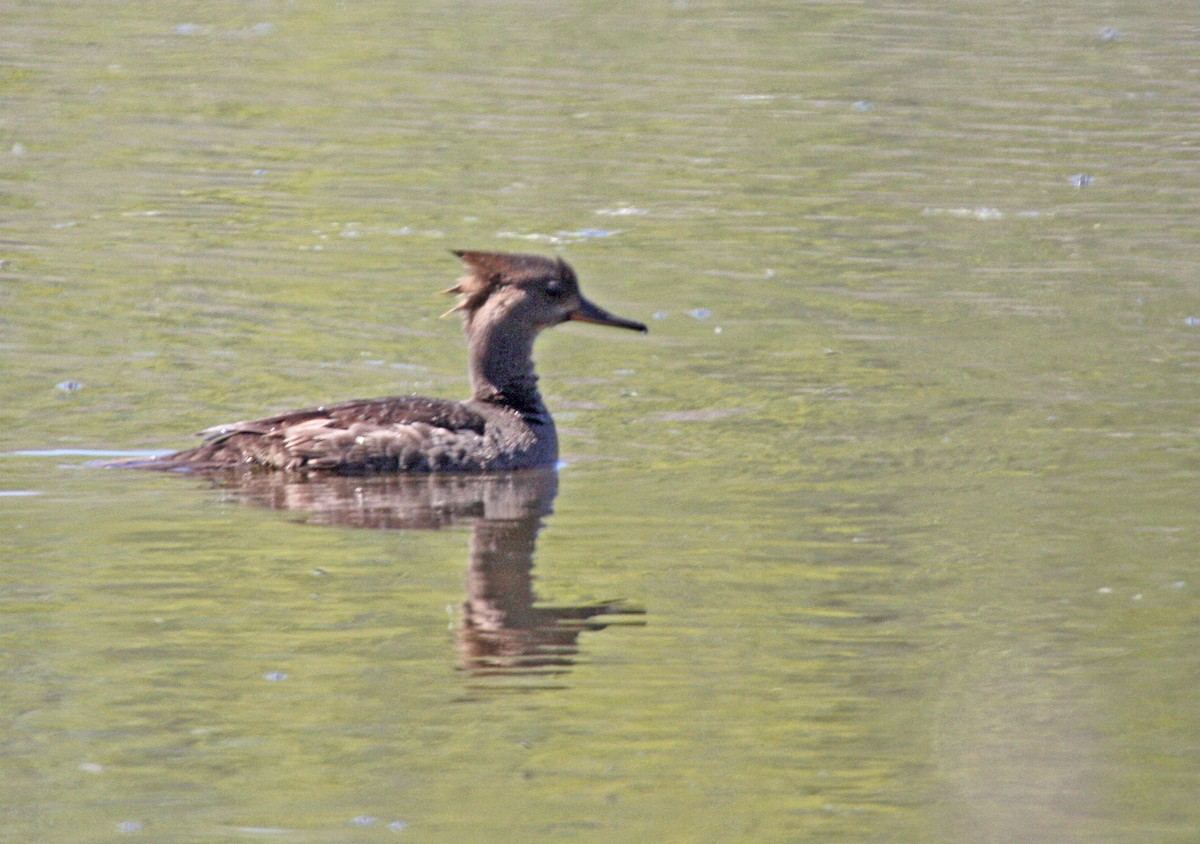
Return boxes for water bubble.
[595,206,647,217]
[351,816,378,827]
[1184,316,1200,327]
[262,671,288,681]
[56,380,83,393]
[1098,27,1122,43]
[688,308,711,320]
[117,820,143,833]
[1069,173,1093,188]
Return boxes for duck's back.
[133,394,551,474]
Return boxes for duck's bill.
[566,297,648,333]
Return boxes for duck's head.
[444,251,648,336]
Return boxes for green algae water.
[3,1,1198,841]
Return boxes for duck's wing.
[152,396,493,473]
[200,395,487,442]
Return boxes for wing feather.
[148,396,495,472]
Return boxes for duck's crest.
[443,250,567,318]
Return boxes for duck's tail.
[101,443,237,472]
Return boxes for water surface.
[2,1,1198,841]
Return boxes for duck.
[115,251,647,473]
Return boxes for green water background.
[2,1,1198,841]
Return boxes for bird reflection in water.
[200,468,644,681]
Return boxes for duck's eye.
[545,279,566,298]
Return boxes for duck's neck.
[467,320,545,415]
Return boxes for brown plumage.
[109,251,646,474]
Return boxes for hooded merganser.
[116,251,646,473]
